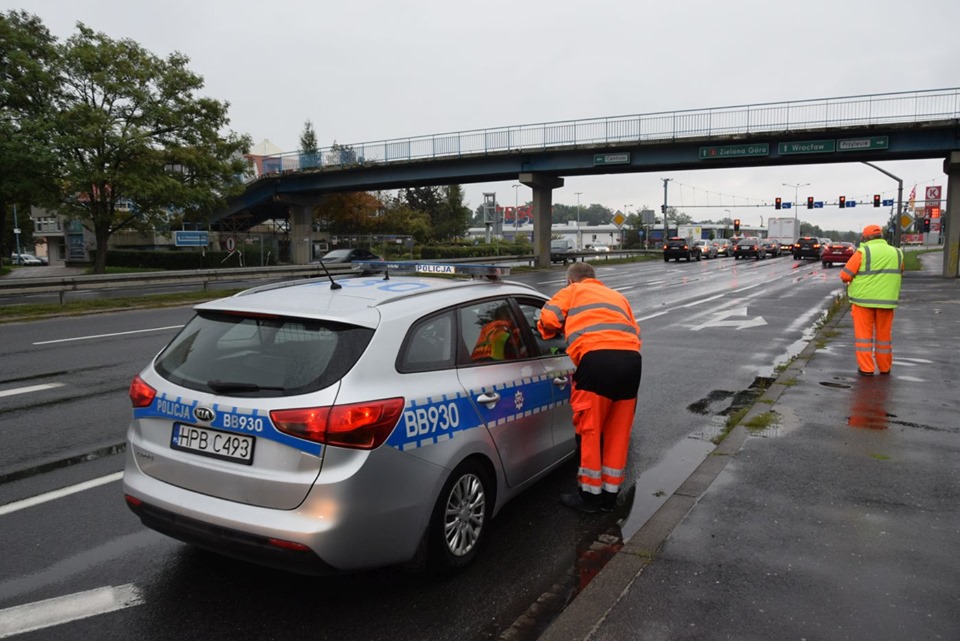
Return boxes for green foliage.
[420,242,532,260]
[2,18,254,274]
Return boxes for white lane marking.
[0,584,143,639]
[680,294,725,308]
[0,472,123,516]
[0,383,65,399]
[636,311,669,322]
[732,283,763,293]
[33,325,184,346]
[896,357,934,364]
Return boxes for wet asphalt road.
[0,255,842,641]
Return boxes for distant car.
[695,240,718,259]
[733,237,765,260]
[821,241,856,267]
[550,239,578,263]
[792,237,823,260]
[713,239,732,257]
[10,252,45,266]
[123,262,576,575]
[760,238,781,257]
[592,244,610,253]
[663,237,701,262]
[315,248,382,264]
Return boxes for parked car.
[663,237,701,262]
[733,237,765,260]
[10,252,46,266]
[821,241,856,267]
[592,244,610,252]
[695,240,718,259]
[792,237,823,260]
[760,238,781,257]
[123,262,576,575]
[550,239,578,262]
[315,248,381,264]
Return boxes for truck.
[767,217,801,253]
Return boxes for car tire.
[664,256,669,262]
[428,459,492,573]
[822,261,828,268]
[696,252,702,261]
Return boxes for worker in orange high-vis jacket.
[840,224,904,376]
[537,262,642,513]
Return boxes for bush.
[105,248,277,270]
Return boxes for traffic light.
[873,194,881,208]
[734,219,740,233]
[661,205,666,213]
[923,218,931,232]
[807,196,814,209]
[838,195,846,209]
[775,197,782,210]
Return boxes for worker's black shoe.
[857,370,875,377]
[560,491,602,514]
[600,490,618,513]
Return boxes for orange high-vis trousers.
[851,304,895,374]
[571,388,636,495]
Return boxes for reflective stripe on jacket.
[537,278,641,366]
[841,239,903,309]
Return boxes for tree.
[0,10,60,262]
[51,23,251,273]
[314,192,380,235]
[402,185,471,242]
[299,119,319,169]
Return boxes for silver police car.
[123,262,575,574]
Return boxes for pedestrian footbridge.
[218,88,960,276]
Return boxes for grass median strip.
[0,289,244,323]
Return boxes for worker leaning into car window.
[537,262,642,513]
[840,224,904,376]
[471,306,523,361]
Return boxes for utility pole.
[661,178,672,242]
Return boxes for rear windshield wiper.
[207,380,286,393]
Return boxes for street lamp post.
[623,204,633,248]
[512,184,521,238]
[783,182,810,233]
[12,204,23,260]
[574,192,583,249]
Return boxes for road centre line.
[33,325,184,345]
[680,294,725,308]
[0,584,143,639]
[636,311,669,322]
[0,383,65,399]
[0,472,123,516]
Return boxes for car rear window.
[154,311,374,397]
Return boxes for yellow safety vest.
[847,239,903,309]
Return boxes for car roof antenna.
[316,260,342,290]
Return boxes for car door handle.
[553,376,569,388]
[476,392,500,407]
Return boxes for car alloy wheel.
[429,460,490,571]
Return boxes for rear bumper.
[126,498,340,575]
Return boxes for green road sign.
[777,140,836,155]
[594,152,631,165]
[837,136,889,152]
[699,143,769,160]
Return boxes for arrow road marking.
[691,307,768,331]
[0,584,143,639]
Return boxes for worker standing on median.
[840,224,904,376]
[537,262,643,513]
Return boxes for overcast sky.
[10,0,960,232]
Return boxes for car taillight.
[129,375,156,408]
[662,244,668,250]
[271,397,405,450]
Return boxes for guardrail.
[0,251,655,305]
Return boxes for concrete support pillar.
[288,204,313,265]
[942,152,960,278]
[520,172,564,268]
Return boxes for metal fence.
[249,88,960,178]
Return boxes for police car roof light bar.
[351,261,511,280]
